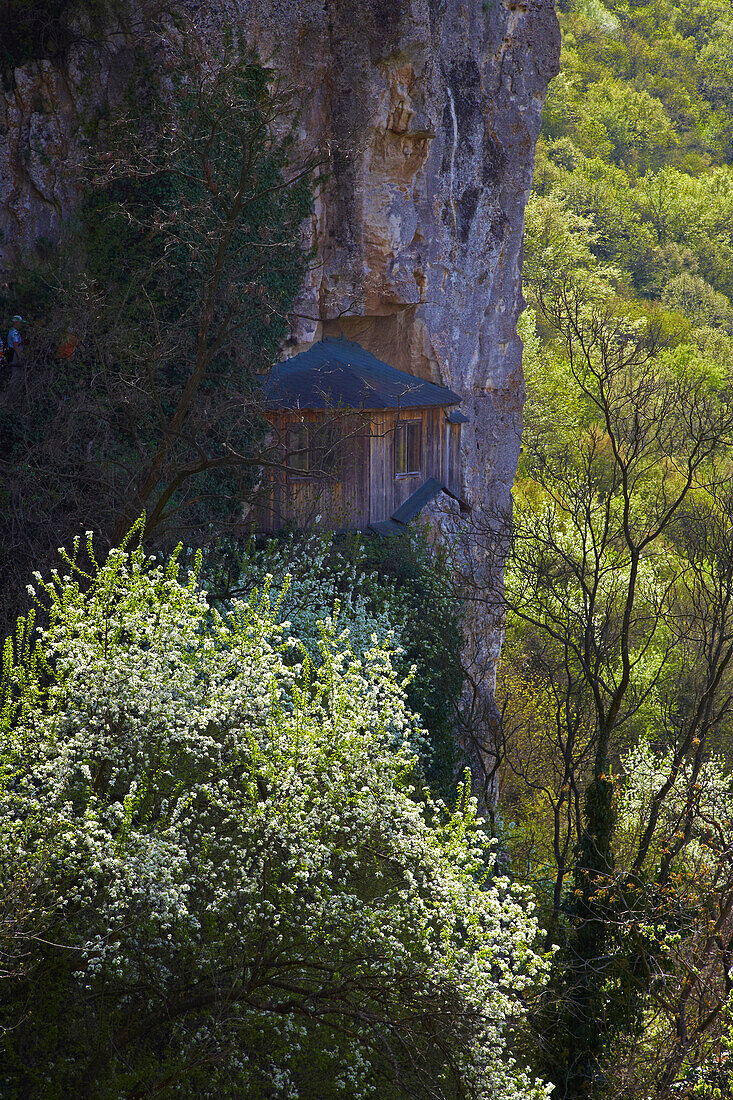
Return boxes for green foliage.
[513,180,733,1092]
[0,536,548,1099]
[196,527,466,802]
[548,0,733,166]
[357,529,467,798]
[0,37,314,633]
[533,0,733,317]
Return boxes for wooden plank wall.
[257,405,457,533]
[446,422,461,494]
[256,410,371,533]
[370,407,446,523]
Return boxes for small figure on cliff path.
[6,315,24,368]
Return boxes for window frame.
[287,422,311,474]
[394,418,422,478]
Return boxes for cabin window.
[287,423,310,472]
[287,421,341,476]
[310,421,340,474]
[394,419,422,477]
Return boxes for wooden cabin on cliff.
[256,337,469,534]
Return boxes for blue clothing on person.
[7,316,23,364]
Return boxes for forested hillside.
[534,0,733,315]
[494,1,733,1096]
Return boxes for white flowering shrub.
[617,739,733,875]
[211,531,403,664]
[203,529,466,799]
[0,538,548,1100]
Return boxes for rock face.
[0,0,559,506]
[0,0,560,789]
[216,0,559,516]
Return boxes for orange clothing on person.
[56,332,77,360]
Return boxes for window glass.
[407,420,422,472]
[395,420,422,476]
[288,424,310,472]
[310,420,340,474]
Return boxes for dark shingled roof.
[369,519,406,537]
[264,337,462,411]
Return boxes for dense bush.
[197,527,466,801]
[0,537,547,1099]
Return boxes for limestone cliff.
[0,0,560,787]
[1,0,559,501]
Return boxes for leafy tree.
[0,24,315,632]
[497,256,733,1097]
[661,271,733,328]
[0,534,549,1100]
[584,81,677,171]
[508,2,733,1092]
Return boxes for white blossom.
[1,542,549,1099]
